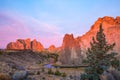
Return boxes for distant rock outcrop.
[7,38,44,51]
[48,45,56,52]
[48,45,61,53]
[31,39,44,51]
[7,41,24,50]
[17,38,31,49]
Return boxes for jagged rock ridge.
[60,16,120,64]
[7,38,44,51]
[78,16,120,54]
[6,16,120,64]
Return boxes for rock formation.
[47,44,62,53]
[48,45,56,52]
[17,38,31,49]
[60,16,120,64]
[6,16,120,64]
[60,34,82,65]
[78,16,120,55]
[7,41,24,50]
[31,39,44,51]
[7,38,44,51]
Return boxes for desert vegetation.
[0,50,3,55]
[0,73,12,80]
[81,24,120,80]
[0,50,61,80]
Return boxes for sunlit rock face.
[78,16,120,56]
[47,45,62,53]
[7,41,24,50]
[7,38,44,51]
[17,38,31,49]
[60,34,82,65]
[48,45,56,53]
[31,39,44,51]
[6,16,120,63]
[60,16,120,64]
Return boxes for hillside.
[0,50,48,73]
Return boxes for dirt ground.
[0,50,84,80]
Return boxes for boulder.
[12,71,27,80]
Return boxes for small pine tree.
[61,72,67,77]
[81,24,119,80]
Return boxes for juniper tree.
[81,24,119,80]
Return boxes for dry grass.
[0,73,12,80]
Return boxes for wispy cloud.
[0,11,63,48]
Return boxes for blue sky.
[0,0,120,48]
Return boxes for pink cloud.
[0,12,63,48]
[0,13,31,48]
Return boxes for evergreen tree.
[81,24,119,80]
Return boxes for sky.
[0,0,120,48]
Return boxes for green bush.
[54,69,61,76]
[41,68,45,72]
[81,73,99,80]
[48,69,54,74]
[0,51,3,55]
[36,71,40,75]
[61,72,67,77]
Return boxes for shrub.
[81,73,99,80]
[0,51,3,55]
[69,75,73,79]
[48,69,54,74]
[61,72,67,77]
[0,73,12,80]
[41,68,45,72]
[54,69,61,76]
[42,77,45,80]
[36,71,40,75]
[12,71,27,80]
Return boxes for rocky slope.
[0,50,54,80]
[7,38,44,51]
